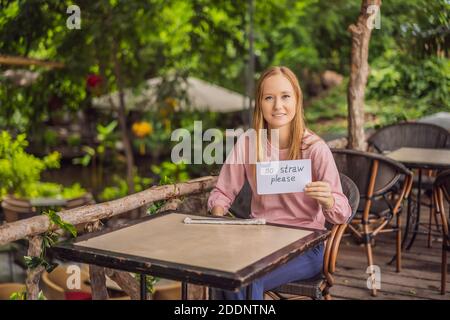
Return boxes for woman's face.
[260,74,297,130]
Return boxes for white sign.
[256,159,312,195]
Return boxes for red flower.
[86,74,102,88]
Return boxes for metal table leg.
[407,169,422,250]
[246,284,253,300]
[182,282,188,300]
[401,187,413,249]
[140,274,147,300]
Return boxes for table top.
[386,147,450,169]
[52,211,329,290]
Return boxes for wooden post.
[105,268,144,300]
[89,265,109,300]
[25,236,45,300]
[86,220,109,300]
[347,0,381,150]
[187,283,208,300]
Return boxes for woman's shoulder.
[303,129,327,148]
[302,129,333,158]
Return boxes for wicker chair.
[367,122,450,154]
[331,149,413,296]
[266,173,360,300]
[433,170,450,295]
[368,122,450,247]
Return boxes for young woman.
[208,66,351,300]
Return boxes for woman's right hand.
[210,206,226,216]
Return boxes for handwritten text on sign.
[256,159,312,195]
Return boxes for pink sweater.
[207,130,352,230]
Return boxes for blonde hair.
[252,66,308,164]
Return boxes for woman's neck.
[269,125,291,149]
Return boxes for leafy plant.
[132,274,159,294]
[20,182,86,200]
[10,290,46,300]
[42,128,59,148]
[0,131,60,198]
[146,176,175,215]
[99,173,153,202]
[67,133,82,147]
[23,209,77,273]
[151,161,190,184]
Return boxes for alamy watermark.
[367,4,381,30]
[366,265,381,290]
[66,5,81,30]
[170,121,280,166]
[66,264,81,290]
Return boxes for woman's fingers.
[305,186,329,192]
[307,181,329,187]
[305,191,330,198]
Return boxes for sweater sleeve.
[310,141,352,224]
[207,135,247,213]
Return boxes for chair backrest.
[339,173,360,224]
[434,170,450,243]
[229,180,252,219]
[368,122,450,153]
[331,148,411,199]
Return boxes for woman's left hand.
[304,181,335,210]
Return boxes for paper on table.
[183,217,266,225]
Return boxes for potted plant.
[0,131,91,223]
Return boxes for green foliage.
[0,130,60,197]
[21,182,86,200]
[24,209,77,274]
[72,146,95,167]
[151,161,190,184]
[132,274,159,294]
[99,173,153,201]
[67,133,81,147]
[10,290,46,300]
[45,209,77,237]
[0,0,448,141]
[146,175,177,215]
[0,131,86,199]
[42,128,59,147]
[367,52,449,110]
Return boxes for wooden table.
[51,211,329,300]
[387,147,450,250]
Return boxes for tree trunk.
[25,236,45,300]
[116,89,135,195]
[347,0,381,150]
[87,220,109,300]
[112,49,135,196]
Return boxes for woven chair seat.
[271,272,325,300]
